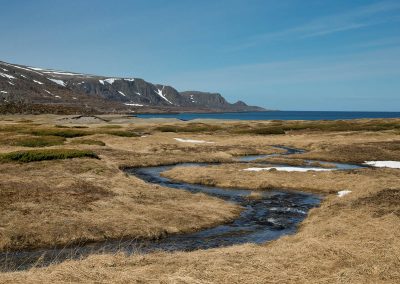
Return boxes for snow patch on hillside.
[155,87,173,104]
[33,79,44,85]
[0,72,16,80]
[118,91,126,97]
[48,78,66,87]
[124,103,144,106]
[44,90,54,96]
[104,78,118,84]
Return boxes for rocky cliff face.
[0,60,265,113]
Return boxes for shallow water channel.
[0,146,362,271]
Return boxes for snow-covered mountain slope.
[0,60,265,113]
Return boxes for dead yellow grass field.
[0,115,399,283]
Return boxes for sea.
[136,111,400,121]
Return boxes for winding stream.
[0,146,362,271]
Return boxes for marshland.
[0,114,399,283]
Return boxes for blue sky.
[0,0,399,111]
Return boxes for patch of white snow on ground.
[72,97,77,100]
[243,167,333,172]
[33,79,44,85]
[155,87,173,104]
[337,190,352,197]
[0,72,16,80]
[364,161,400,169]
[118,91,126,97]
[124,103,144,106]
[99,80,105,85]
[55,95,61,98]
[44,90,54,96]
[104,78,118,84]
[1,68,8,72]
[48,78,66,87]
[8,81,15,86]
[0,91,8,94]
[174,138,215,144]
[20,74,28,79]
[124,78,135,82]
[135,92,141,96]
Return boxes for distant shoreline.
[135,110,400,121]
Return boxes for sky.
[0,0,399,111]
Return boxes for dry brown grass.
[1,188,399,283]
[293,140,400,163]
[0,156,240,251]
[0,115,399,283]
[162,165,400,194]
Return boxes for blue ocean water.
[136,111,400,121]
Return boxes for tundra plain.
[0,115,399,283]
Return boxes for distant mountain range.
[0,60,265,114]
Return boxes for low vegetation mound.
[155,123,222,133]
[0,135,65,147]
[0,149,99,163]
[153,119,400,135]
[13,136,66,147]
[353,188,400,217]
[0,124,141,139]
[27,129,88,138]
[103,130,140,137]
[70,139,106,146]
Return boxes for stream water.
[0,146,362,271]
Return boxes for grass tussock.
[99,125,123,129]
[55,125,89,129]
[0,135,65,147]
[16,119,33,123]
[0,124,140,139]
[0,149,99,163]
[102,130,140,137]
[70,139,106,146]
[13,136,66,147]
[155,123,222,133]
[26,129,89,138]
[233,126,286,135]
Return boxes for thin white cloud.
[231,1,400,50]
[167,47,400,91]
